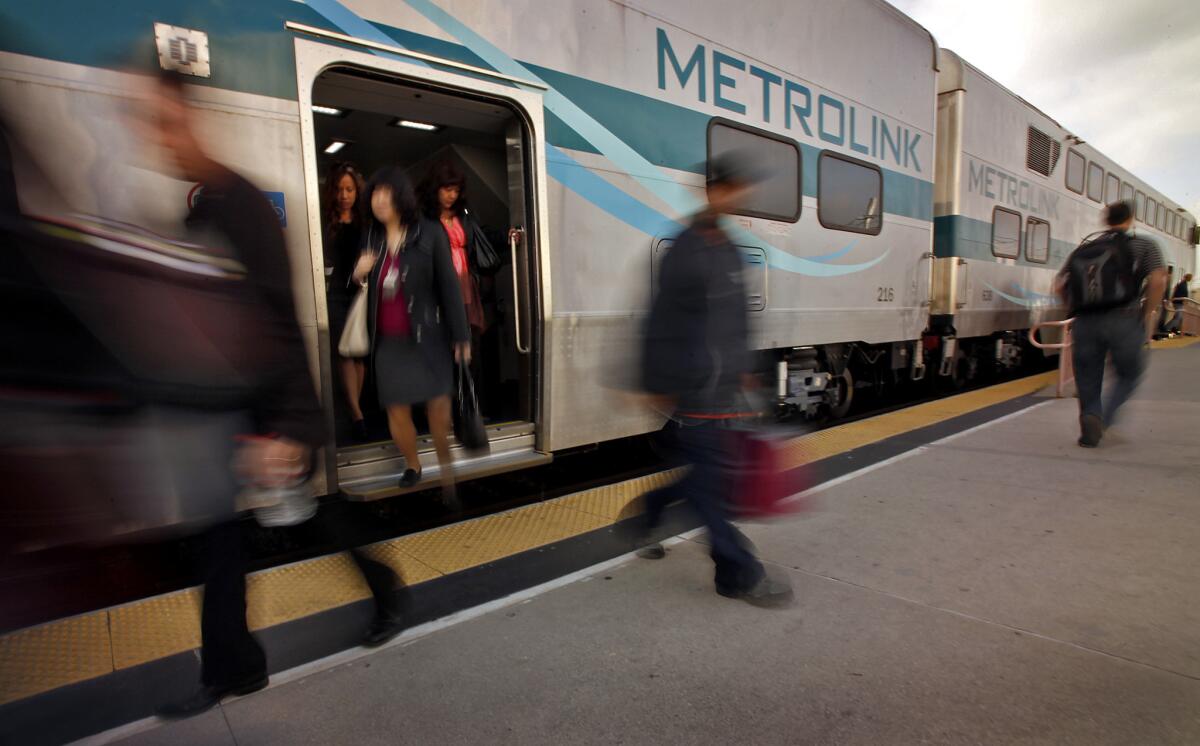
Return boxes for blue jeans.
[644,420,764,592]
[1072,310,1145,427]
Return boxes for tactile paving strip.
[0,611,111,705]
[396,502,611,575]
[1150,336,1200,350]
[109,588,201,670]
[0,370,1059,706]
[777,371,1056,469]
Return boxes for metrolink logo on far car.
[187,184,288,227]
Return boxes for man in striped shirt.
[1058,201,1167,447]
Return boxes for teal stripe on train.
[934,214,1075,269]
[0,2,931,221]
[0,0,331,100]
[528,65,932,221]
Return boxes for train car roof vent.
[1026,126,1061,177]
[154,23,211,78]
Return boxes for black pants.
[198,508,403,687]
[643,421,764,593]
[198,519,265,687]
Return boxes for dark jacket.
[364,217,470,361]
[186,169,326,448]
[642,213,751,415]
[1172,280,1189,306]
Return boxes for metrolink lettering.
[967,160,1060,219]
[656,28,922,173]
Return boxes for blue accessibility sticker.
[263,191,287,227]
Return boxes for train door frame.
[291,33,551,498]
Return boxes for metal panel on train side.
[337,0,939,449]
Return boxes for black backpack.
[1064,231,1137,315]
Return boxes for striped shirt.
[1125,232,1165,282]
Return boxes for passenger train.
[0,0,1194,502]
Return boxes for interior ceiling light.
[324,140,348,154]
[393,119,440,132]
[312,105,346,117]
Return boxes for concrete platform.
[112,345,1200,745]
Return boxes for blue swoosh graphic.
[984,282,1058,308]
[303,0,891,277]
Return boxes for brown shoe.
[1078,414,1102,448]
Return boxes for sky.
[891,0,1200,220]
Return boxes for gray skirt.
[375,335,453,407]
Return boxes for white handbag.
[338,283,370,358]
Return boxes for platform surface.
[108,343,1200,745]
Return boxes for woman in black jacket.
[352,167,470,496]
[321,162,369,440]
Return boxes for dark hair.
[418,160,468,219]
[1105,200,1133,227]
[366,166,420,228]
[323,161,366,230]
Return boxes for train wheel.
[827,368,854,419]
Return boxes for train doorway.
[300,54,547,499]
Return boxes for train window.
[1105,173,1120,204]
[1120,182,1134,205]
[992,206,1022,259]
[1135,191,1145,221]
[1025,217,1050,263]
[1157,203,1166,231]
[1065,149,1085,194]
[1147,198,1158,227]
[817,152,883,235]
[1086,162,1104,203]
[707,119,801,223]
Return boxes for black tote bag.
[463,211,502,275]
[453,361,490,453]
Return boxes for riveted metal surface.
[395,502,611,575]
[778,372,1055,469]
[109,589,201,670]
[557,469,686,521]
[245,548,440,631]
[246,554,372,632]
[0,611,111,706]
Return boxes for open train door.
[291,27,550,500]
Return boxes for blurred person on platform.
[634,152,793,608]
[1058,200,1166,448]
[136,71,324,717]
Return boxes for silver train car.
[931,49,1196,384]
[0,0,1194,502]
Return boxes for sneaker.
[717,573,794,609]
[1078,414,1102,448]
[156,673,268,719]
[398,468,422,488]
[636,542,666,560]
[363,614,406,647]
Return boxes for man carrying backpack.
[1058,201,1166,448]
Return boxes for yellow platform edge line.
[1150,336,1199,350]
[0,369,1059,706]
